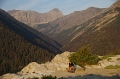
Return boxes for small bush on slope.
[105,65,120,69]
[41,75,57,79]
[25,77,39,79]
[100,55,116,60]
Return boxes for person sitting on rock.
[68,61,74,72]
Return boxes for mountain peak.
[7,8,63,27]
[87,6,97,9]
[49,8,63,14]
[52,8,60,11]
[86,6,105,10]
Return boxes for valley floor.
[51,68,120,79]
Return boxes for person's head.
[69,61,72,63]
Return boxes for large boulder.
[0,74,19,79]
[19,51,71,75]
[51,51,71,64]
[20,62,48,74]
[0,73,43,79]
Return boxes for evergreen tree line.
[0,9,61,75]
[0,9,62,76]
[0,20,55,75]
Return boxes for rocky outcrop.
[51,51,70,64]
[0,51,120,79]
[20,51,71,75]
[8,8,63,28]
[86,55,120,68]
[7,10,20,15]
[0,51,72,79]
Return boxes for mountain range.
[6,0,120,55]
[61,0,120,55]
[7,8,63,28]
[35,7,105,44]
[33,0,120,55]
[0,0,120,76]
[0,9,62,75]
[62,8,120,55]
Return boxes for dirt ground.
[51,68,120,79]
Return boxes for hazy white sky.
[0,0,117,15]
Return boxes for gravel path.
[51,68,120,79]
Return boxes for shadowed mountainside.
[0,9,62,75]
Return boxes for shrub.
[69,46,100,67]
[117,58,120,60]
[41,75,57,79]
[26,77,39,79]
[101,55,116,60]
[58,77,66,79]
[105,65,120,69]
[107,58,112,61]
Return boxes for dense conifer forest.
[0,9,62,75]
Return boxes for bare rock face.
[0,74,19,79]
[51,51,70,64]
[99,55,120,67]
[7,10,20,15]
[44,51,71,71]
[7,8,63,27]
[20,62,47,74]
[85,55,120,68]
[19,51,71,75]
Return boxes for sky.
[0,0,117,15]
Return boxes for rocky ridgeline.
[0,51,120,79]
[8,8,64,28]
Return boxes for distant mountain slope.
[8,8,63,28]
[61,5,120,55]
[7,10,20,14]
[110,0,120,8]
[0,9,62,75]
[36,7,104,44]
